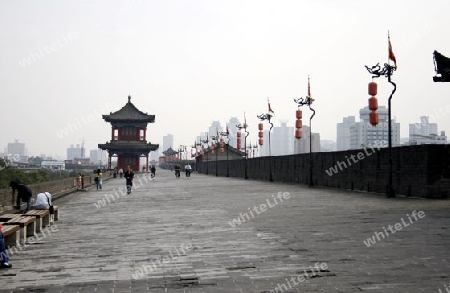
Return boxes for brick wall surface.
[198,145,450,198]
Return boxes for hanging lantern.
[258,138,264,145]
[296,109,302,119]
[220,141,224,148]
[295,119,302,129]
[258,131,264,138]
[368,81,378,96]
[237,131,241,138]
[295,129,303,139]
[258,123,263,131]
[369,111,379,126]
[368,96,378,111]
[220,147,224,153]
[211,149,215,155]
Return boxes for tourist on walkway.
[124,165,134,194]
[118,167,124,178]
[0,225,12,269]
[33,192,52,210]
[150,165,156,179]
[184,164,192,177]
[95,169,102,190]
[174,164,181,178]
[10,180,32,212]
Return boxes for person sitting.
[33,192,52,210]
[0,224,12,268]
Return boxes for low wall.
[197,144,450,198]
[0,176,95,212]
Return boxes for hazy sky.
[1,0,449,158]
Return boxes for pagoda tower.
[98,95,159,171]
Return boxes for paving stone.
[0,170,449,292]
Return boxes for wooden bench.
[21,210,50,232]
[3,216,37,244]
[1,224,20,247]
[53,205,60,222]
[0,214,19,222]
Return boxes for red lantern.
[220,141,224,148]
[237,131,241,138]
[295,119,302,129]
[368,81,377,96]
[296,109,302,119]
[258,138,263,146]
[211,149,215,155]
[295,129,302,139]
[368,96,378,111]
[369,111,379,126]
[258,123,263,131]
[258,131,264,138]
[220,147,224,153]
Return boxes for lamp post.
[201,137,209,175]
[236,122,249,179]
[210,135,219,177]
[179,145,187,166]
[365,62,396,197]
[294,81,316,187]
[219,128,230,177]
[192,140,202,172]
[256,113,273,182]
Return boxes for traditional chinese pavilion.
[98,95,159,172]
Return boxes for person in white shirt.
[33,192,52,210]
[184,164,192,177]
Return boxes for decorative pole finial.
[128,95,131,103]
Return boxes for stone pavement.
[0,169,449,293]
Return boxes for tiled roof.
[102,95,155,123]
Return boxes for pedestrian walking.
[124,165,134,194]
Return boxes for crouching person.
[10,180,32,213]
[33,192,52,210]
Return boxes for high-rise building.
[67,144,84,160]
[294,125,320,154]
[336,116,356,151]
[272,121,294,156]
[409,116,447,145]
[90,149,107,166]
[208,121,223,137]
[162,134,174,152]
[337,106,400,150]
[227,117,240,148]
[6,139,27,156]
[349,106,400,149]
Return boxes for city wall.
[0,176,95,212]
[198,144,450,198]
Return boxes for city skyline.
[2,106,449,159]
[1,1,449,157]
